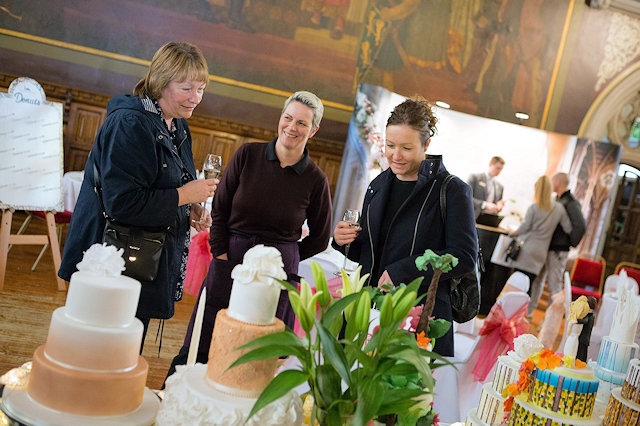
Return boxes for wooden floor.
[0,211,197,390]
[0,211,559,392]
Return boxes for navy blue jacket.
[59,94,196,319]
[334,155,478,356]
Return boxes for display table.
[476,224,512,316]
[62,171,84,212]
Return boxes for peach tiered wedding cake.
[156,245,302,426]
[1,243,159,425]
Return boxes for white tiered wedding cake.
[156,245,302,426]
[1,243,159,425]
[591,284,640,406]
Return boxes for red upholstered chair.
[569,253,606,302]
[614,261,640,286]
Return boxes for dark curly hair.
[386,96,438,146]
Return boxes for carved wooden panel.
[190,127,246,172]
[310,152,343,196]
[64,103,106,171]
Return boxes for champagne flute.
[336,209,360,275]
[198,154,222,224]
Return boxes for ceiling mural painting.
[0,0,638,135]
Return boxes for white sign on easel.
[0,77,66,291]
[0,77,63,210]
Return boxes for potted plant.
[231,250,458,426]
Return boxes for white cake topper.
[231,245,287,288]
[610,284,640,343]
[76,243,126,276]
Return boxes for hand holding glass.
[336,209,360,275]
[198,154,222,224]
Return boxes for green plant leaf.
[246,369,308,420]
[230,331,308,367]
[322,292,360,336]
[427,318,451,340]
[377,387,427,416]
[352,380,384,426]
[315,319,352,386]
[314,364,343,410]
[386,349,434,390]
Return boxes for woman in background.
[58,42,217,351]
[165,91,333,380]
[332,97,478,356]
[502,175,571,288]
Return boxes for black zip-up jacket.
[333,155,478,356]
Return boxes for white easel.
[0,77,66,291]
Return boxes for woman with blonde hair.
[59,42,217,351]
[501,175,572,287]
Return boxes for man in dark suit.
[467,156,506,219]
[468,156,507,316]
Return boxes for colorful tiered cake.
[156,245,302,426]
[591,284,640,406]
[603,358,640,425]
[505,351,601,425]
[466,334,543,426]
[0,243,159,425]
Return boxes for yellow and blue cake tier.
[508,367,601,426]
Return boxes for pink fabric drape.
[472,303,529,381]
[183,231,213,296]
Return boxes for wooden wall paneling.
[2,72,346,198]
[64,103,106,171]
[310,152,342,196]
[190,127,243,172]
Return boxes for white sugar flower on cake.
[231,245,287,288]
[509,333,544,363]
[76,243,125,276]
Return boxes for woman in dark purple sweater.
[165,91,332,379]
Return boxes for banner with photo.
[333,84,620,254]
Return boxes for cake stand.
[0,386,160,426]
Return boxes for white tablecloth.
[62,171,84,212]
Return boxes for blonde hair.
[133,42,209,99]
[283,91,324,128]
[534,175,553,211]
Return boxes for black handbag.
[440,174,481,323]
[94,163,166,282]
[505,237,523,262]
[102,221,166,282]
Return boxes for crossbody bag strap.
[439,174,455,223]
[440,174,484,273]
[93,161,113,222]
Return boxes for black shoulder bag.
[93,163,167,282]
[440,174,482,323]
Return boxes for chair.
[15,210,72,271]
[614,261,640,287]
[569,253,606,302]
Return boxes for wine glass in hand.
[198,154,222,224]
[336,209,360,275]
